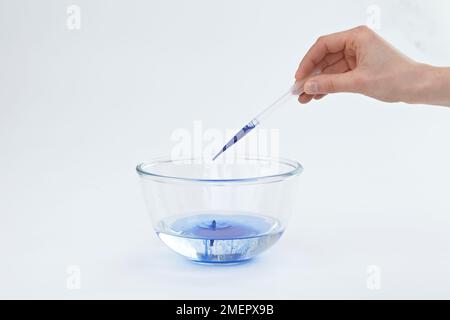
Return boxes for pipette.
[212,81,305,161]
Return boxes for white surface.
[1,0,450,299]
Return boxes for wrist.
[412,63,450,107]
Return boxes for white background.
[1,0,450,299]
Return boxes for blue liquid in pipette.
[212,86,297,161]
[156,212,283,263]
[212,119,259,161]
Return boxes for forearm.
[412,64,450,107]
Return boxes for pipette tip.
[212,149,224,161]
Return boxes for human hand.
[295,25,450,106]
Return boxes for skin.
[295,25,450,107]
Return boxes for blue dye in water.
[156,212,283,263]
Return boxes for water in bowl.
[156,212,284,264]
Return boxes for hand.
[295,25,450,107]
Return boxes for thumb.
[303,72,357,95]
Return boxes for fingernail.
[305,81,318,94]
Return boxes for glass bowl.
[136,157,302,264]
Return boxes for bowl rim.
[136,156,303,185]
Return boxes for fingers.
[313,94,326,100]
[297,59,349,104]
[322,58,350,74]
[316,51,345,71]
[298,92,327,104]
[295,30,351,81]
[298,93,314,104]
[296,26,374,103]
[304,71,359,95]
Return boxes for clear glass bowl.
[136,157,303,264]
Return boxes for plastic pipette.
[212,81,304,161]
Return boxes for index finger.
[295,29,351,81]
